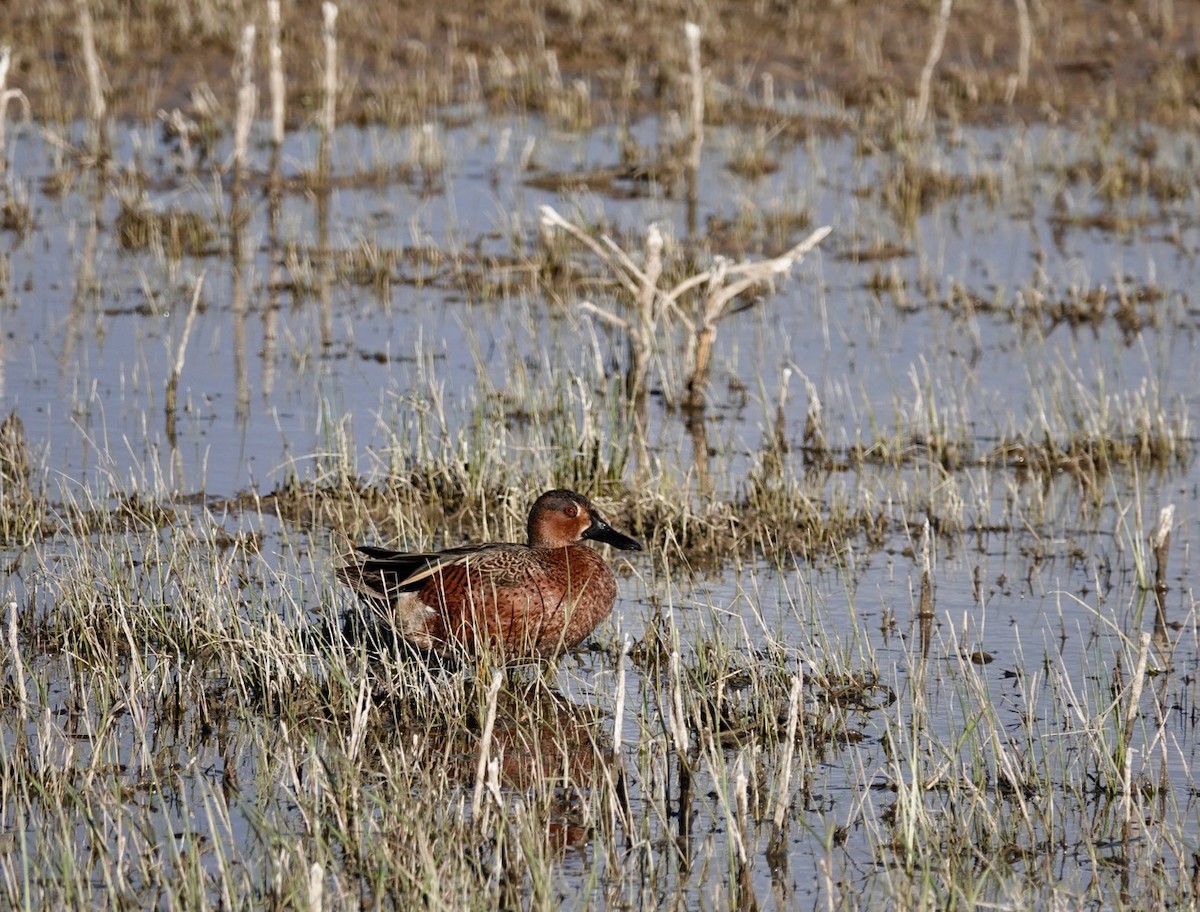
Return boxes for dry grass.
[5,0,1200,130]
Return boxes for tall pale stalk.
[684,22,703,235]
[267,0,286,153]
[319,2,338,185]
[74,0,108,157]
[1008,0,1031,102]
[911,0,953,128]
[231,25,257,186]
[317,3,338,348]
[0,47,31,176]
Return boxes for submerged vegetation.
[0,0,1198,909]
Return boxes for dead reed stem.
[1120,631,1151,822]
[680,226,831,410]
[74,0,108,157]
[264,0,285,394]
[667,651,690,761]
[320,2,339,185]
[917,519,933,617]
[0,47,31,176]
[308,863,325,912]
[230,22,256,417]
[547,206,663,402]
[1008,0,1031,102]
[733,753,750,863]
[267,0,286,151]
[606,638,633,839]
[772,673,803,829]
[471,671,504,822]
[232,25,257,185]
[317,3,338,348]
[800,372,827,461]
[612,637,630,759]
[166,273,206,444]
[773,367,791,450]
[911,0,953,128]
[7,599,26,716]
[1150,504,1173,592]
[684,22,703,235]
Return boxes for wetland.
[1,1,1199,909]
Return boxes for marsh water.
[3,108,1199,908]
[9,122,1196,491]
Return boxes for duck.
[337,489,642,658]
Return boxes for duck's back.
[347,541,617,656]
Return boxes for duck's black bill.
[585,518,643,551]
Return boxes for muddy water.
[2,113,1198,905]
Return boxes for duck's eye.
[563,504,579,518]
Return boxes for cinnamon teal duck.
[337,489,642,658]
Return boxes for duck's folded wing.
[343,544,504,594]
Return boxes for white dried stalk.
[668,651,690,758]
[732,754,748,864]
[684,22,703,187]
[75,0,107,128]
[540,205,644,297]
[612,636,631,757]
[8,599,26,713]
[1150,504,1174,590]
[1149,504,1174,552]
[345,672,370,761]
[172,273,206,380]
[232,25,257,175]
[911,0,953,127]
[1005,0,1032,103]
[772,673,803,828]
[1120,631,1152,822]
[308,863,324,912]
[0,47,32,175]
[268,0,285,148]
[800,371,826,452]
[671,225,831,320]
[321,3,339,146]
[1013,0,1031,95]
[471,670,504,821]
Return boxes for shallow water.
[7,121,1196,492]
[1,112,1198,907]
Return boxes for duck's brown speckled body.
[337,489,642,658]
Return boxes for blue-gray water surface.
[1,113,1198,907]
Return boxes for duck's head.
[528,489,643,551]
